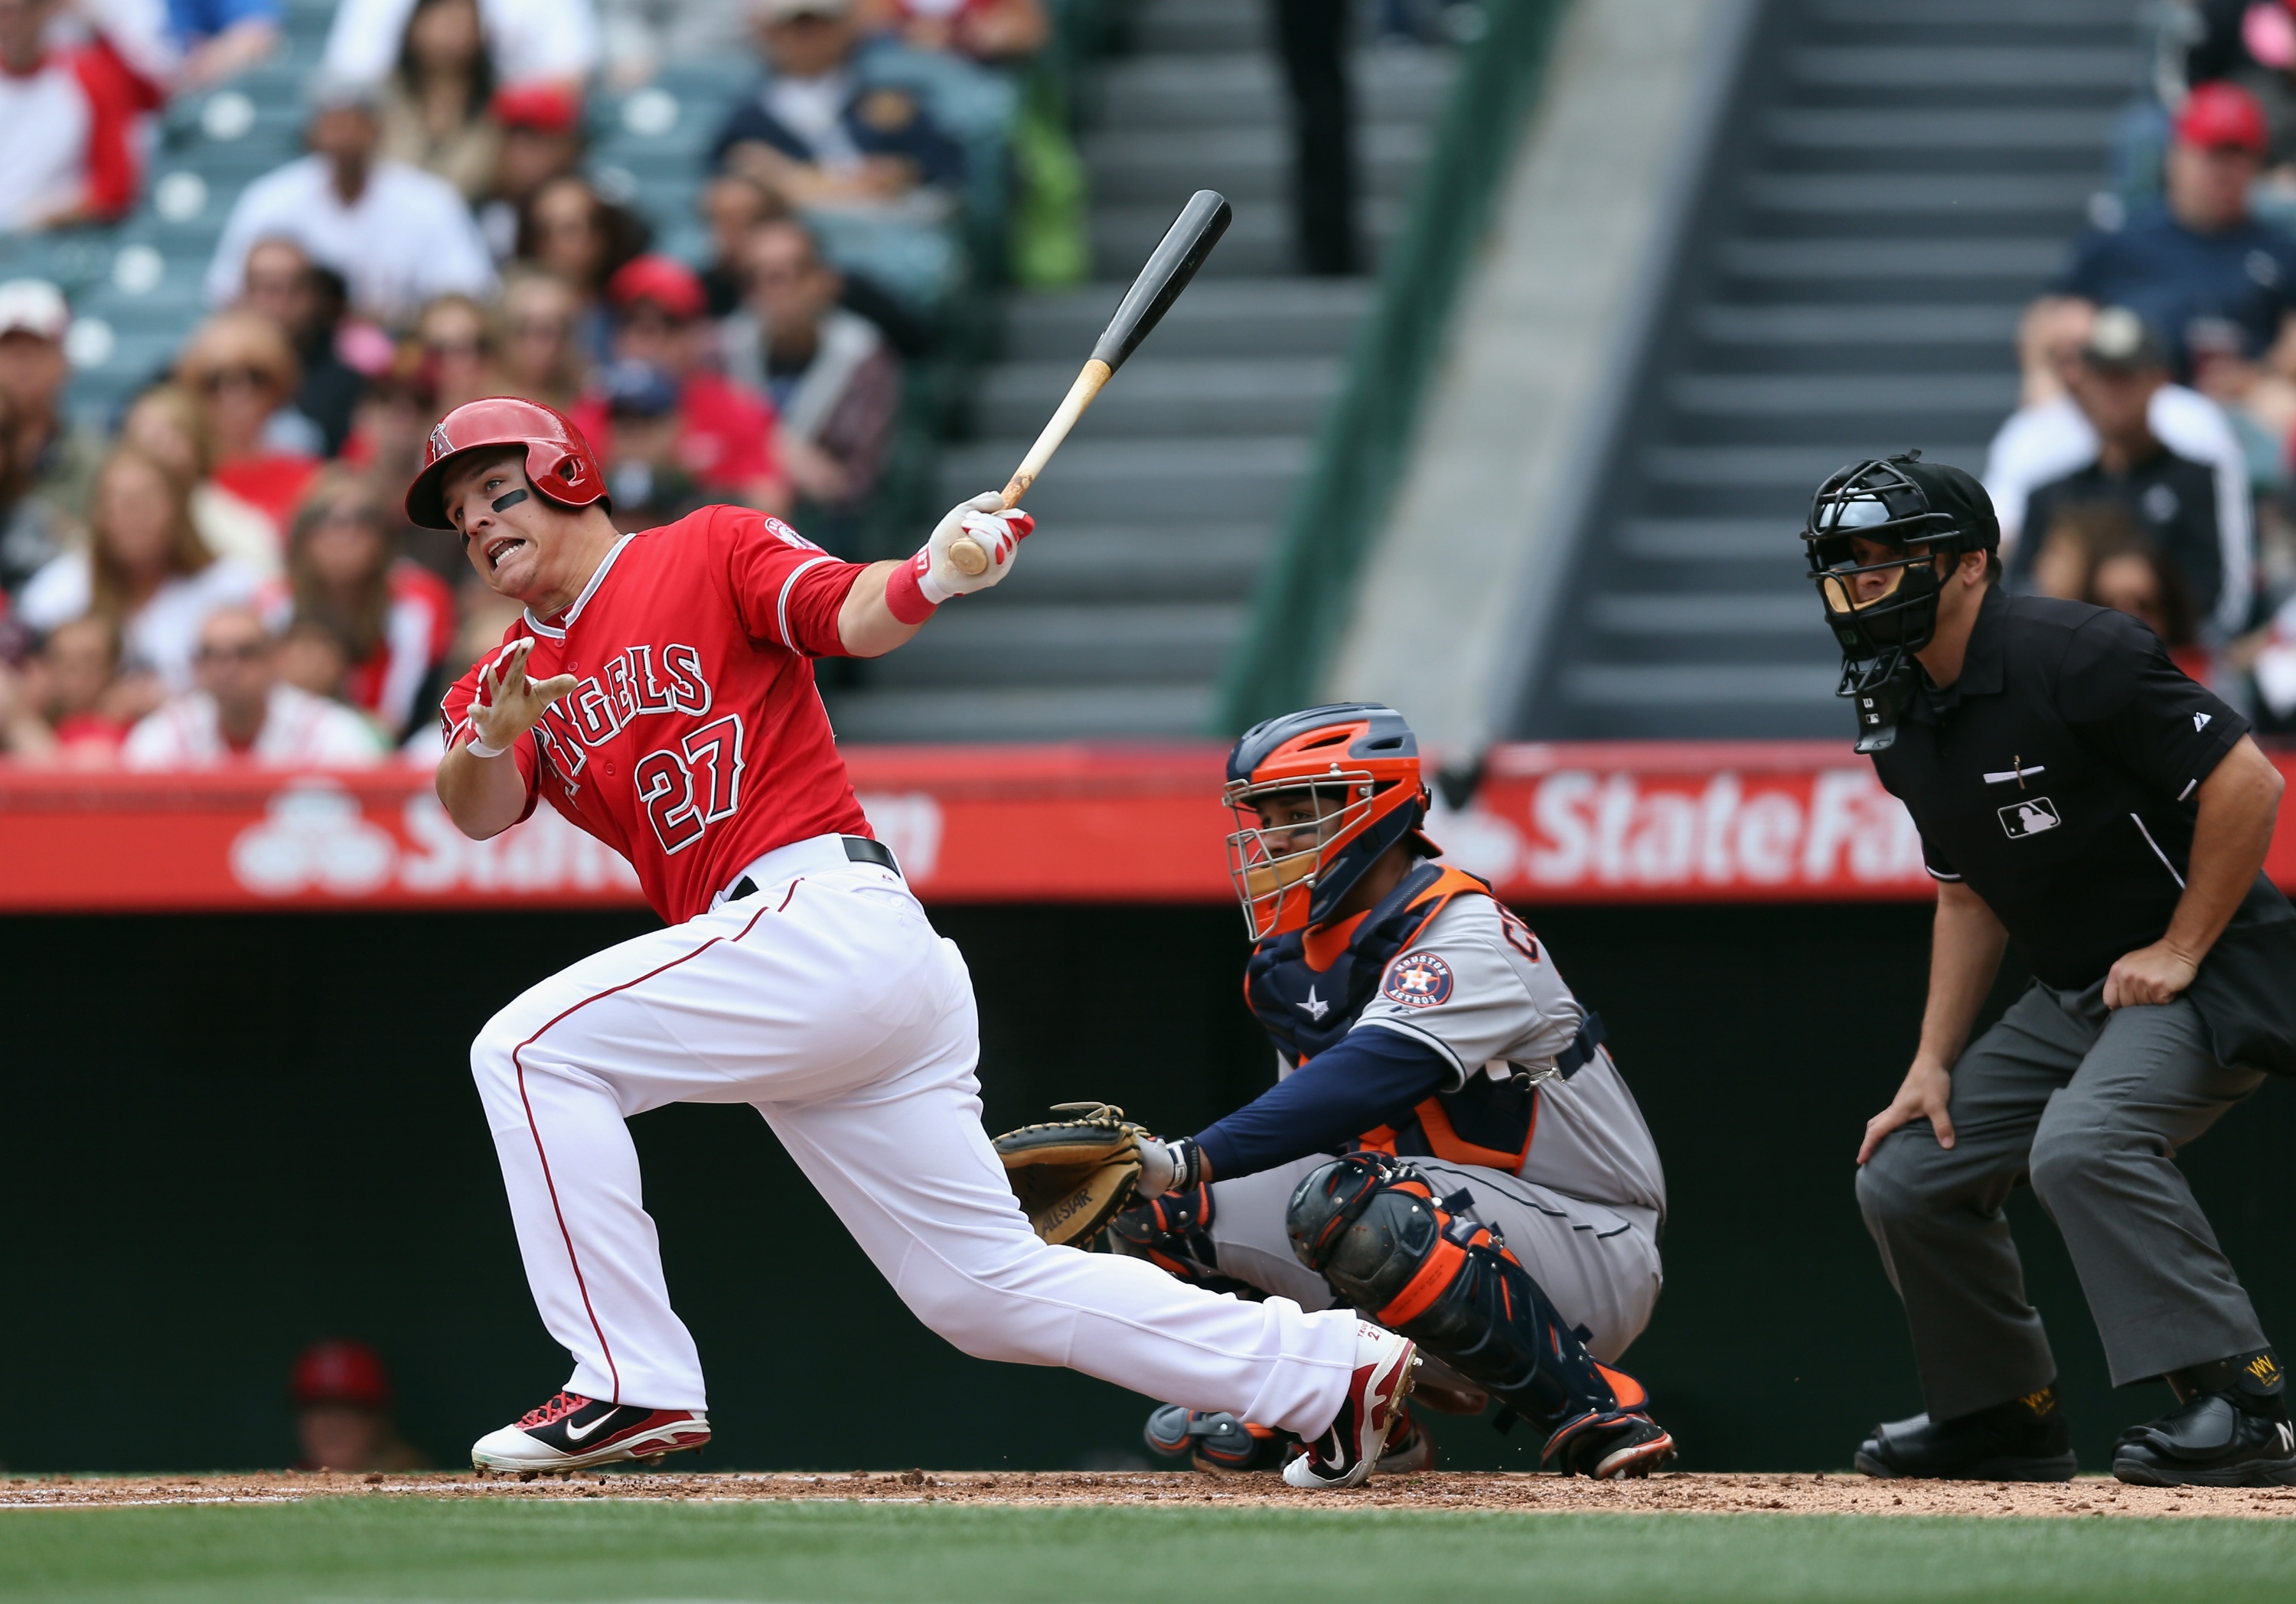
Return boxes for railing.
[1212,0,1572,734]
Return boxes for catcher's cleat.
[469,1390,710,1472]
[1143,1406,1296,1472]
[1544,1405,1675,1479]
[2113,1352,2296,1487]
[1287,1154,1673,1478]
[1376,1403,1435,1475]
[1854,1388,2076,1482]
[1283,1323,1419,1491]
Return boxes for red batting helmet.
[404,396,608,530]
[290,1338,393,1411]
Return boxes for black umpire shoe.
[2114,1351,2296,1488]
[1855,1387,2077,1481]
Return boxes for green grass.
[5,1500,2296,1603]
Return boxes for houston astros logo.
[1383,950,1453,1008]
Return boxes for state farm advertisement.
[5,742,2294,912]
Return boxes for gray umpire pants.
[1855,980,2268,1423]
[1194,1155,1663,1364]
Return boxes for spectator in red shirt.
[0,0,165,231]
[176,309,324,536]
[0,613,131,765]
[571,253,789,524]
[258,467,452,738]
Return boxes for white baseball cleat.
[1283,1324,1419,1490]
[470,1390,711,1472]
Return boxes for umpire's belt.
[724,834,901,904]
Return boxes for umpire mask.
[1801,452,1997,751]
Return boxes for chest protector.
[1245,862,1588,1172]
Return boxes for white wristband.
[466,734,510,759]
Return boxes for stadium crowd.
[0,0,1049,767]
[1988,0,2296,738]
[25,0,2296,774]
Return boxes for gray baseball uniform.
[1188,895,1667,1363]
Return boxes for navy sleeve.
[711,97,807,171]
[2054,228,2113,299]
[1191,1028,1453,1183]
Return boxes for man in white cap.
[204,72,496,325]
[0,279,104,540]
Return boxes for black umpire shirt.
[1870,587,2296,1071]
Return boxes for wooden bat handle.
[947,360,1113,576]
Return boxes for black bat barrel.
[1088,189,1233,374]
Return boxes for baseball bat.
[947,188,1233,575]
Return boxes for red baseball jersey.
[439,504,872,923]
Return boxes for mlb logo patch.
[1383,950,1454,1008]
[1998,797,2062,839]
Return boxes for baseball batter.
[413,399,1415,1487]
[1109,705,1675,1479]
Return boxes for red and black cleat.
[1283,1323,1420,1490]
[470,1390,710,1472]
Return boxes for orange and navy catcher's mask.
[1222,703,1434,940]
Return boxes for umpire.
[1804,452,2296,1487]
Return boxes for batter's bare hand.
[2102,939,2200,1010]
[1857,1058,1955,1164]
[468,637,577,755]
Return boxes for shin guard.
[1287,1152,1670,1477]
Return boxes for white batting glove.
[921,491,1035,601]
[464,637,577,758]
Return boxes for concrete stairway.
[827,0,1453,742]
[1515,0,2144,741]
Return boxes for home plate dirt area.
[8,1469,2296,1518]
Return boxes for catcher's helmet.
[1223,703,1434,940]
[403,396,609,530]
[1801,452,1998,748]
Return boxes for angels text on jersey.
[527,641,748,856]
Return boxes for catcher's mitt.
[993,1102,1150,1247]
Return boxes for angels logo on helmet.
[405,396,611,530]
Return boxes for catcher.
[998,703,1673,1480]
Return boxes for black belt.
[1554,1011,1606,1079]
[728,836,899,901]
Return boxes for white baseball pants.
[469,833,1358,1433]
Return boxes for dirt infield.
[6,1469,2296,1518]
